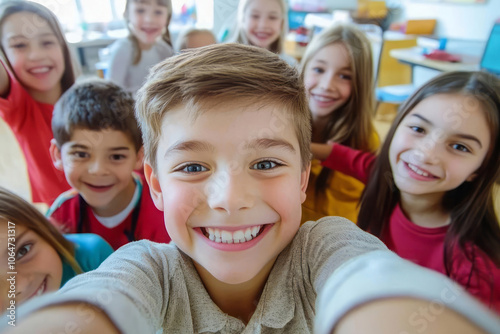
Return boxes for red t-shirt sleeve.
[0,61,29,127]
[321,143,376,184]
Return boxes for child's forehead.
[165,99,294,127]
[158,100,298,145]
[2,12,53,38]
[68,128,136,147]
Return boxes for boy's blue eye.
[42,40,55,47]
[251,160,280,170]
[182,164,208,173]
[135,8,145,14]
[16,243,32,260]
[339,74,352,80]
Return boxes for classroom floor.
[0,110,499,218]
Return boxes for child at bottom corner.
[46,79,171,250]
[0,186,113,310]
[4,45,500,334]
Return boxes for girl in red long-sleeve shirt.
[313,71,500,314]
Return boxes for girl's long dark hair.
[358,71,500,277]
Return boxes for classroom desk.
[390,47,480,72]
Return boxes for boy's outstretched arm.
[333,298,486,334]
[315,251,500,334]
[4,303,119,334]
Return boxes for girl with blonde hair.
[231,0,296,65]
[301,24,379,224]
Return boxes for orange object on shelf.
[404,19,437,35]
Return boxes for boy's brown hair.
[52,79,142,151]
[135,43,311,172]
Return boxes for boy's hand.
[311,142,334,161]
[4,303,119,334]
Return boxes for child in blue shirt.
[0,187,112,310]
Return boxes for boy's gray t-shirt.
[13,217,385,333]
[7,218,500,333]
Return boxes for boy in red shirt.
[47,79,170,249]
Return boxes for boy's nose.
[88,159,109,175]
[206,172,255,214]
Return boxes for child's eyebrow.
[410,113,483,148]
[109,147,131,151]
[244,138,296,153]
[312,59,327,65]
[69,144,89,150]
[7,32,56,41]
[164,140,215,158]
[163,138,296,158]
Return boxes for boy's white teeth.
[408,163,430,177]
[206,226,262,244]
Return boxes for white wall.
[213,0,239,41]
[397,0,500,41]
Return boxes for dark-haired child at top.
[312,71,500,314]
[46,79,170,249]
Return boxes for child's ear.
[300,162,311,204]
[49,139,64,171]
[144,162,164,211]
[134,146,145,170]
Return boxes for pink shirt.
[0,65,70,204]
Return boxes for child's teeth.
[233,230,244,241]
[206,226,263,244]
[408,163,429,177]
[221,231,232,243]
